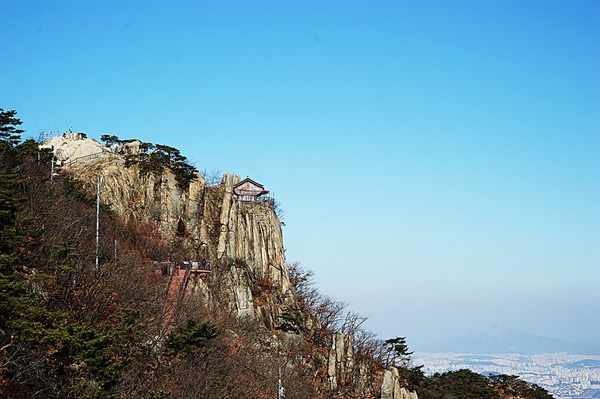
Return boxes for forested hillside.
[0,109,553,399]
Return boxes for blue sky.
[1,0,598,351]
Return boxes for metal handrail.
[183,260,212,272]
[63,151,116,166]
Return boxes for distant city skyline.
[1,1,598,349]
[412,351,600,399]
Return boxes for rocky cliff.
[380,368,419,399]
[42,134,412,399]
[45,135,293,330]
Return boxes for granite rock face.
[217,173,291,298]
[327,333,355,390]
[50,134,293,326]
[41,133,109,164]
[380,368,419,399]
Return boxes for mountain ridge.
[421,330,596,354]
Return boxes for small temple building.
[233,177,270,202]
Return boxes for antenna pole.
[278,366,281,399]
[278,365,285,399]
[95,174,100,273]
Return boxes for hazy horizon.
[415,328,598,355]
[1,1,598,352]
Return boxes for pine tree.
[0,108,24,147]
[0,109,24,272]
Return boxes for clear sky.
[1,0,598,351]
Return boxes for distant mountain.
[422,330,596,354]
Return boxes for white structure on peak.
[39,133,112,166]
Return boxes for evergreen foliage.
[165,319,221,357]
[0,109,24,274]
[116,138,199,190]
[0,108,24,146]
[488,374,554,399]
[99,135,119,146]
[384,336,413,367]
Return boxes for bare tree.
[200,168,222,187]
